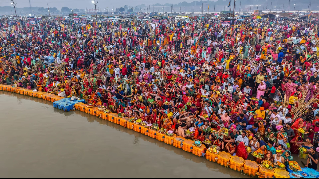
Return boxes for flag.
[228,0,231,7]
[308,12,312,18]
[208,5,209,10]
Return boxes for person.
[282,150,293,169]
[313,113,319,129]
[266,140,276,155]
[236,141,248,160]
[273,150,284,164]
[255,107,266,120]
[225,142,236,156]
[256,81,266,99]
[2,14,319,169]
[263,150,274,163]
[306,147,318,170]
[289,93,299,107]
[237,113,248,129]
[235,131,249,146]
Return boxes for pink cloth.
[220,113,230,124]
[285,82,297,99]
[256,82,266,99]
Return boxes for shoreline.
[0,84,295,178]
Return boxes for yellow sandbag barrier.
[5,85,303,178]
[99,111,107,120]
[182,139,193,153]
[156,132,165,142]
[148,129,157,139]
[140,125,147,135]
[259,165,274,178]
[115,116,121,125]
[193,144,206,157]
[217,151,231,167]
[229,156,245,172]
[133,124,141,133]
[273,168,290,178]
[173,136,184,149]
[243,160,259,177]
[164,135,174,145]
[127,121,134,130]
[120,118,127,128]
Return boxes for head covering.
[260,107,264,110]
[276,150,284,154]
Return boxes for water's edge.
[0,91,245,178]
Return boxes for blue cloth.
[258,99,263,107]
[266,145,276,154]
[260,140,267,147]
[198,122,204,127]
[237,117,248,124]
[278,52,284,63]
[246,125,258,133]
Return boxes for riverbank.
[0,91,245,178]
[0,85,294,178]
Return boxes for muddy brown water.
[0,91,246,178]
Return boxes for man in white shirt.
[218,107,226,115]
[204,102,213,117]
[235,132,249,146]
[270,110,281,121]
[243,85,252,96]
[282,115,292,124]
[186,81,193,89]
[114,65,121,80]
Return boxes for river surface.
[0,91,245,178]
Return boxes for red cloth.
[236,142,248,160]
[270,86,276,93]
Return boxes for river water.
[0,91,245,178]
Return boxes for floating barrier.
[229,156,245,172]
[206,150,219,162]
[182,140,193,153]
[274,168,290,178]
[1,84,315,178]
[217,151,231,167]
[259,166,274,178]
[173,137,184,149]
[53,98,85,112]
[193,144,206,157]
[243,160,259,177]
[119,118,127,128]
[164,135,174,145]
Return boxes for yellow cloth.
[256,74,264,84]
[289,96,298,104]
[167,112,173,118]
[255,109,265,119]
[225,58,231,70]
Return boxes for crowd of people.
[1,14,319,171]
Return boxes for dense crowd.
[0,15,319,171]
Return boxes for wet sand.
[0,91,245,178]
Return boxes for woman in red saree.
[291,118,306,133]
[236,142,248,159]
[213,138,224,151]
[290,133,304,154]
